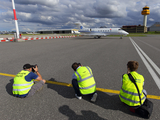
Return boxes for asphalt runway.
[0,36,160,120]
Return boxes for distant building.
[122,25,147,33]
[99,26,107,28]
[37,29,77,34]
[149,22,160,31]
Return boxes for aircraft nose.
[126,31,129,35]
[123,31,129,35]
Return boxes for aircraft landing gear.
[94,36,101,39]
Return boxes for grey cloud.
[83,0,127,18]
[14,0,59,7]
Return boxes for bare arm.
[33,66,46,83]
[35,71,43,80]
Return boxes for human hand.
[33,65,38,72]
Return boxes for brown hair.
[127,61,139,71]
[71,62,79,71]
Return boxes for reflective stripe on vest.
[13,86,32,91]
[76,66,93,83]
[120,94,146,104]
[13,81,34,86]
[121,88,142,96]
[79,83,96,89]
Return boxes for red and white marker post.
[12,0,19,39]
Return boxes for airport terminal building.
[122,22,160,33]
[37,29,79,34]
[121,25,147,33]
[148,22,160,31]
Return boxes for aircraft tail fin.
[75,22,84,29]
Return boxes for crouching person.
[71,62,97,102]
[13,63,46,98]
[119,61,147,113]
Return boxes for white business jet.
[74,22,129,39]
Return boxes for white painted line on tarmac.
[137,38,160,52]
[132,38,160,76]
[129,37,160,90]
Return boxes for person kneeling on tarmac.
[71,62,97,102]
[13,63,46,98]
[119,61,147,112]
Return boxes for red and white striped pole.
[12,0,19,39]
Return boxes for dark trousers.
[72,79,96,97]
[72,79,82,96]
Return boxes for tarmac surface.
[0,35,160,120]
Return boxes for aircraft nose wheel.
[94,36,101,39]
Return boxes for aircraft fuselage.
[79,28,128,36]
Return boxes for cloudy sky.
[0,0,160,31]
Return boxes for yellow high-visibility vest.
[74,66,96,95]
[13,70,34,95]
[119,71,146,106]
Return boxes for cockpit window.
[118,29,122,30]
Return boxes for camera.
[32,64,38,72]
[78,63,81,66]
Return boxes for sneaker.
[91,93,97,102]
[75,94,82,100]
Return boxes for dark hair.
[23,63,33,69]
[71,62,79,71]
[127,61,139,71]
